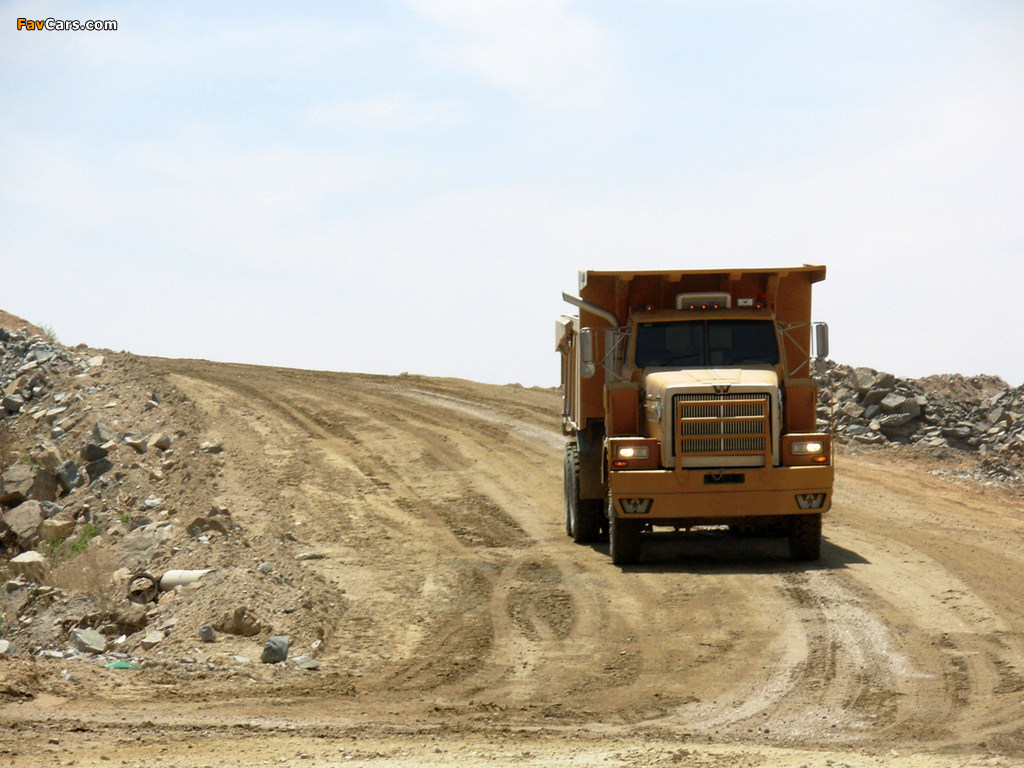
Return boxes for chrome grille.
[674,393,770,456]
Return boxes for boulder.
[1,393,24,413]
[8,551,49,583]
[84,457,113,483]
[39,517,76,541]
[70,628,107,654]
[0,464,58,505]
[261,635,290,664]
[879,393,909,413]
[214,606,263,637]
[3,500,45,546]
[37,445,62,471]
[92,421,117,444]
[80,443,109,462]
[119,522,175,570]
[55,460,80,493]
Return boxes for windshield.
[634,319,780,368]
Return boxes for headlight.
[617,445,650,460]
[791,441,823,455]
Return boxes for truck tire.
[565,443,601,543]
[609,497,642,565]
[563,444,575,537]
[788,513,822,561]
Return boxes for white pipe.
[562,292,619,328]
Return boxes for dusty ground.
[3,357,1024,767]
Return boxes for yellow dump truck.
[556,266,832,565]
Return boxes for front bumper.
[607,464,833,521]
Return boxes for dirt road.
[3,358,1024,767]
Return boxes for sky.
[2,1,1022,388]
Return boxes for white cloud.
[405,0,614,109]
[308,93,464,133]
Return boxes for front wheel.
[609,497,642,565]
[788,513,822,561]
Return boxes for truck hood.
[643,365,781,469]
[643,365,779,399]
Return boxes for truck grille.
[674,393,771,456]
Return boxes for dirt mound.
[0,310,45,338]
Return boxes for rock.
[2,394,25,414]
[81,443,109,462]
[290,655,321,671]
[114,602,148,630]
[187,515,229,536]
[199,440,223,454]
[214,606,263,637]
[84,457,114,483]
[3,500,45,547]
[879,393,909,413]
[840,402,865,420]
[70,628,107,654]
[124,435,148,454]
[55,460,80,493]
[862,388,890,407]
[39,517,76,541]
[139,631,164,650]
[40,501,63,518]
[0,464,58,505]
[119,522,175,570]
[92,421,117,444]
[43,406,67,424]
[0,639,9,656]
[148,433,172,451]
[199,625,216,643]
[261,635,290,664]
[8,551,49,582]
[852,368,895,396]
[37,445,62,471]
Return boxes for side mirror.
[814,322,829,359]
[579,328,596,379]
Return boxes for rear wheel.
[565,443,601,543]
[788,513,822,561]
[609,496,642,565]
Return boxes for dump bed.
[570,265,826,430]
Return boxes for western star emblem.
[619,498,653,515]
[714,384,731,394]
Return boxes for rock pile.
[1,323,344,680]
[817,361,1024,484]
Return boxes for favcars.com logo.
[17,18,117,31]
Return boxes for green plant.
[69,524,103,555]
[39,536,65,557]
[40,324,59,344]
[119,511,133,525]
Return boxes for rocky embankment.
[817,361,1024,485]
[1,324,345,690]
